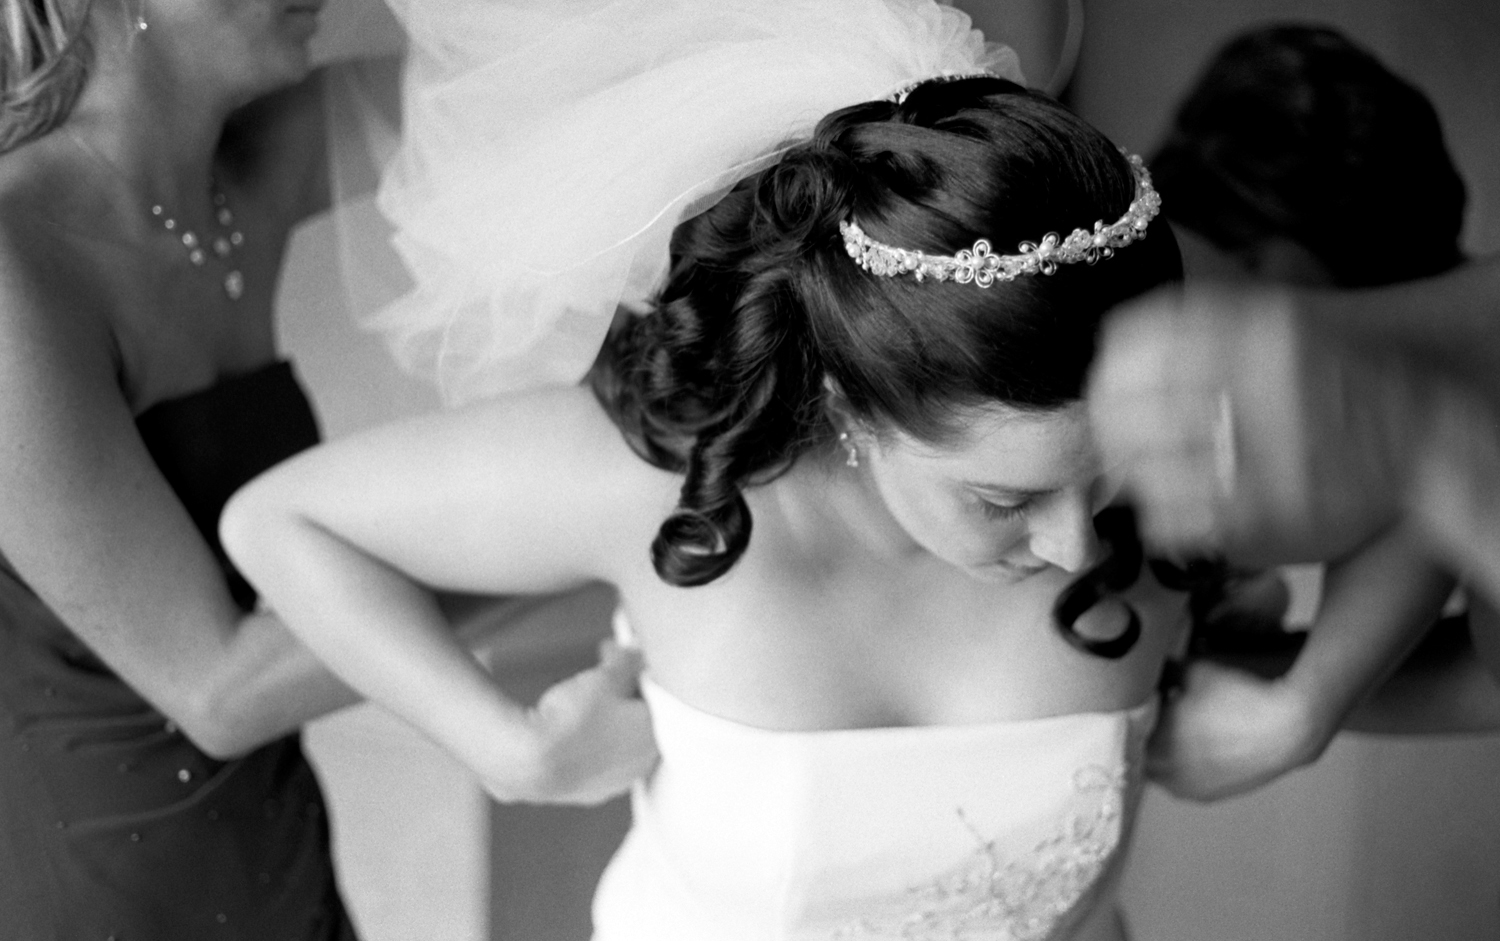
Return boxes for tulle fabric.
[342,0,1022,405]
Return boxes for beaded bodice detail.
[832,766,1129,941]
[591,677,1154,941]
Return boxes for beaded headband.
[888,69,1002,105]
[839,152,1161,288]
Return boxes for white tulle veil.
[331,0,1024,405]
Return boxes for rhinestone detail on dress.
[832,764,1129,941]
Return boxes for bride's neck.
[773,446,927,566]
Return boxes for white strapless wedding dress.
[592,674,1155,941]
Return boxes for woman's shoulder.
[383,385,681,522]
[289,386,680,589]
[0,156,116,350]
[0,146,67,264]
[456,384,661,458]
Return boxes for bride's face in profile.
[862,402,1108,583]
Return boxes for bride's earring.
[838,431,859,469]
[133,0,149,32]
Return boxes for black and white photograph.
[2,1,1498,939]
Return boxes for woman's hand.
[1147,659,1331,802]
[488,641,659,806]
[1089,285,1412,567]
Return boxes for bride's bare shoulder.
[454,385,648,452]
[432,384,682,506]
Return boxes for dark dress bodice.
[0,361,355,941]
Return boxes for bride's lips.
[991,559,1048,578]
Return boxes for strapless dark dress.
[0,362,355,941]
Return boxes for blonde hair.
[1,0,94,153]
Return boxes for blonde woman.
[0,2,500,937]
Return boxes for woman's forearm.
[180,599,542,758]
[1277,529,1455,751]
[1345,615,1500,735]
[182,610,362,758]
[1310,253,1500,400]
[220,495,536,785]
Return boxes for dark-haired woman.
[223,1,1186,938]
[1150,23,1466,289]
[1128,23,1469,803]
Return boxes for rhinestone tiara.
[840,152,1161,288]
[888,69,1001,105]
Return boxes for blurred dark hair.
[1152,24,1466,287]
[592,77,1182,591]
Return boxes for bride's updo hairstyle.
[592,77,1182,590]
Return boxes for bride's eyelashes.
[978,497,1031,521]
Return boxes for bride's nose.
[1027,492,1101,574]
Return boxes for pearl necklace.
[149,188,246,301]
[64,129,247,301]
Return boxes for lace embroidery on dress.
[832,764,1128,941]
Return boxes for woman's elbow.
[202,490,302,758]
[219,484,263,570]
[218,478,296,586]
[177,701,263,760]
[158,680,269,760]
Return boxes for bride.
[224,1,1189,937]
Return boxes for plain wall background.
[278,2,1500,939]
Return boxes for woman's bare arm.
[1310,254,1500,404]
[0,231,378,757]
[1149,526,1453,800]
[220,388,666,803]
[1343,609,1500,735]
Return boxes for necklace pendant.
[223,270,245,301]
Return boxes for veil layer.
[355,0,1022,404]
